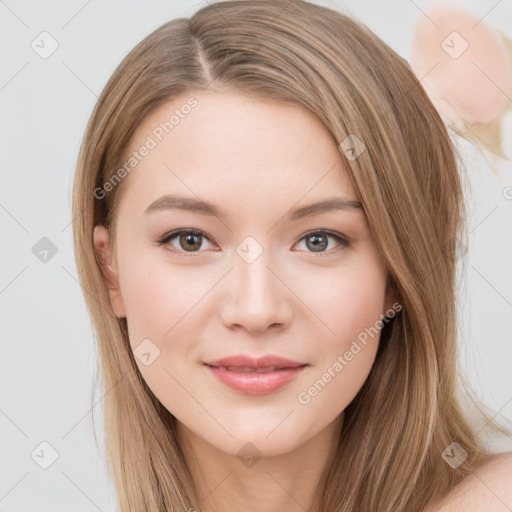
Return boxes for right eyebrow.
[144,194,228,218]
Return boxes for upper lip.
[203,354,307,369]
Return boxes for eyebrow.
[144,194,363,220]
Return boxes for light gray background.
[1,0,511,510]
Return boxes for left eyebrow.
[143,194,363,220]
[288,197,364,221]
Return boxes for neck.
[178,412,344,512]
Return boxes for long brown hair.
[72,1,510,510]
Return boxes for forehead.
[118,90,359,218]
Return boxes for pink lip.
[202,354,308,395]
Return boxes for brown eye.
[178,232,203,251]
[157,229,213,254]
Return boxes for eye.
[156,228,351,257]
[293,230,350,255]
[156,229,215,256]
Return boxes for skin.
[94,90,398,511]
[423,452,512,512]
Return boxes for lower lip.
[204,364,307,395]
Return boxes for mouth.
[203,363,308,395]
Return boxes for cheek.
[118,249,208,342]
[117,252,209,406]
[295,267,385,413]
[292,257,387,350]
[291,257,386,408]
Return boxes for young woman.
[72,1,512,510]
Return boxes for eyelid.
[156,228,350,256]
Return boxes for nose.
[219,250,294,334]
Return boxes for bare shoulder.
[424,452,512,512]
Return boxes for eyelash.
[156,228,351,258]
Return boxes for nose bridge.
[235,235,282,304]
[220,235,292,332]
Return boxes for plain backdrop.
[1,0,511,510]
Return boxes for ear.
[93,225,127,318]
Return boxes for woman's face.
[94,90,396,458]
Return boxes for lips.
[202,354,308,395]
